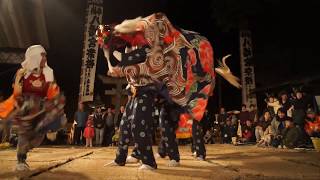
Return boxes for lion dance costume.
[97,12,240,169]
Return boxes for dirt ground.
[0,144,319,180]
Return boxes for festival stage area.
[1,144,319,180]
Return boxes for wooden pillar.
[99,75,127,123]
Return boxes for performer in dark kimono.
[103,41,158,169]
[157,98,181,166]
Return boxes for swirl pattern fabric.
[120,13,215,122]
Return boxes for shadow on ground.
[0,170,90,180]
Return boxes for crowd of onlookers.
[71,103,125,147]
[1,89,319,150]
[202,89,319,149]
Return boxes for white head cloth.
[21,45,54,82]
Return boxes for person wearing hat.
[0,45,66,171]
[306,108,317,123]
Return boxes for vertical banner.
[79,0,103,102]
[240,30,257,107]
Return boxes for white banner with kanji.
[79,0,103,102]
[240,30,257,107]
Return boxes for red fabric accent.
[191,98,208,121]
[200,84,211,95]
[199,40,214,77]
[103,31,110,36]
[120,32,148,46]
[185,49,197,94]
[176,113,192,139]
[243,130,253,139]
[0,95,15,119]
[163,36,174,44]
[163,31,180,44]
[84,119,95,138]
[305,116,320,135]
[84,127,95,138]
[47,84,60,100]
[22,73,49,97]
[179,113,191,123]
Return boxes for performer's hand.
[107,66,121,77]
[103,48,110,58]
[113,51,122,61]
[107,70,114,77]
[16,68,26,78]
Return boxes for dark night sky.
[1,0,320,118]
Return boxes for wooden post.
[99,75,127,123]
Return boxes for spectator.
[303,108,320,145]
[74,103,88,145]
[84,115,95,148]
[221,119,236,144]
[255,111,272,142]
[93,107,105,146]
[271,108,286,133]
[239,104,249,125]
[217,107,228,126]
[204,128,214,144]
[282,118,304,149]
[305,109,320,138]
[270,108,287,147]
[305,108,318,123]
[278,91,292,113]
[231,114,238,126]
[248,104,258,122]
[242,120,255,143]
[266,95,281,118]
[292,90,308,128]
[256,125,273,147]
[104,107,115,146]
